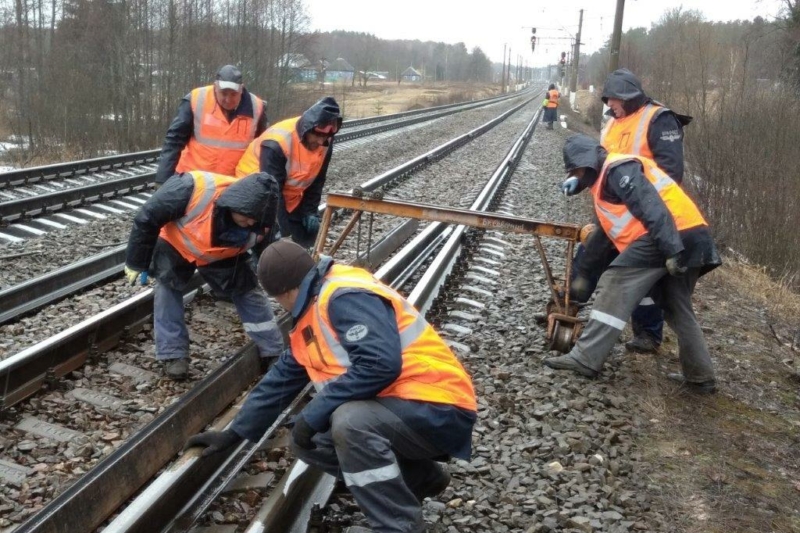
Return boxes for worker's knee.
[330,401,378,448]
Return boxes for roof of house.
[401,66,422,77]
[329,57,354,72]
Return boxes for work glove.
[561,176,580,196]
[665,254,687,277]
[124,265,148,286]
[183,429,241,457]
[291,415,317,451]
[302,214,321,234]
[570,275,592,303]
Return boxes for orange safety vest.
[546,89,559,108]
[235,117,329,213]
[289,264,477,412]
[159,171,258,266]
[600,102,665,159]
[175,86,264,177]
[592,153,707,252]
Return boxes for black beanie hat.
[257,240,316,296]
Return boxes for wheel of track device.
[549,321,575,353]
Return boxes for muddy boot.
[165,358,189,380]
[625,333,659,354]
[667,373,716,394]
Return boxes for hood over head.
[601,68,649,114]
[296,96,343,141]
[548,83,556,90]
[563,134,608,175]
[215,173,279,232]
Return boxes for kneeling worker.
[545,135,720,393]
[236,97,342,248]
[186,240,477,533]
[124,171,285,380]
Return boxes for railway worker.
[235,97,342,248]
[566,68,694,354]
[123,171,284,380]
[185,240,477,533]
[545,135,720,394]
[543,83,559,130]
[154,65,269,187]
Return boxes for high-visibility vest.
[591,153,707,252]
[600,102,664,159]
[175,86,264,177]
[289,264,477,412]
[546,89,559,108]
[159,171,258,266]
[235,117,329,213]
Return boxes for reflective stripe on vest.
[289,264,477,411]
[159,171,256,265]
[192,87,261,150]
[600,103,663,158]
[591,153,706,251]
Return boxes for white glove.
[561,176,580,196]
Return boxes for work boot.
[415,463,451,502]
[625,333,659,354]
[667,373,716,394]
[165,358,189,380]
[543,354,598,378]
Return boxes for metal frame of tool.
[314,191,586,352]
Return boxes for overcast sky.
[304,0,786,66]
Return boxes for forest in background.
[0,0,497,163]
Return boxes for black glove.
[259,356,271,374]
[303,214,320,234]
[570,276,592,303]
[291,415,317,450]
[665,254,687,277]
[183,429,241,457]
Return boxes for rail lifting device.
[314,191,590,353]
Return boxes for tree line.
[0,0,495,165]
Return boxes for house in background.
[401,66,423,82]
[326,58,355,82]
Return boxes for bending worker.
[155,65,268,186]
[186,240,477,533]
[571,68,693,354]
[236,97,342,248]
[543,83,559,130]
[124,171,284,380]
[545,135,720,394]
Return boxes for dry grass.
[711,259,800,325]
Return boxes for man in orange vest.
[236,97,342,248]
[599,68,692,354]
[545,135,720,393]
[186,240,477,533]
[543,83,560,130]
[124,171,284,380]
[154,65,269,186]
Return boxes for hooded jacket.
[601,69,691,182]
[252,97,342,218]
[126,171,279,271]
[230,256,477,460]
[563,135,720,276]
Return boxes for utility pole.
[569,8,583,92]
[609,0,625,72]
[506,47,512,91]
[501,43,507,93]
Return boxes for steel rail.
[0,91,533,225]
[0,88,529,190]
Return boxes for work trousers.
[569,266,715,382]
[572,244,664,344]
[292,401,446,533]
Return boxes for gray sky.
[304,0,786,65]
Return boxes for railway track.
[0,91,548,533]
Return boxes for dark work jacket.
[125,172,279,272]
[258,97,339,218]
[155,88,269,184]
[231,257,476,460]
[579,160,721,277]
